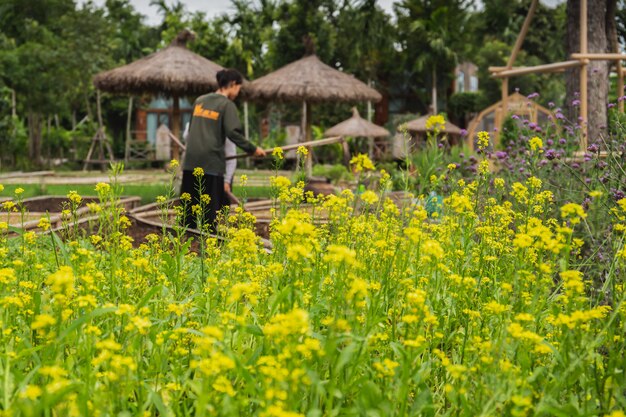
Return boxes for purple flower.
[548,101,555,108]
[460,129,467,136]
[613,189,625,200]
[527,92,539,99]
[547,139,554,146]
[572,99,581,106]
[587,143,599,153]
[608,103,616,109]
[555,112,565,120]
[511,114,520,120]
[495,151,508,159]
[618,95,626,102]
[546,149,557,160]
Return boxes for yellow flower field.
[0,161,624,417]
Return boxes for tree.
[566,0,616,144]
[395,0,472,114]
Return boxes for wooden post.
[618,61,624,113]
[367,79,373,122]
[96,89,103,128]
[492,61,582,77]
[507,0,538,69]
[10,88,16,118]
[498,77,509,148]
[432,66,438,114]
[125,96,133,163]
[244,101,250,141]
[579,0,588,151]
[171,95,180,161]
[305,102,313,177]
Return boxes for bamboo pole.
[507,0,539,68]
[499,77,509,148]
[171,95,181,161]
[579,0,588,151]
[125,97,133,163]
[490,65,568,73]
[618,61,624,113]
[227,136,345,160]
[244,101,250,141]
[492,61,582,78]
[571,53,626,60]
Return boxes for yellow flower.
[0,184,3,193]
[477,131,490,150]
[270,175,291,189]
[296,146,309,157]
[560,203,587,225]
[193,167,205,177]
[0,268,16,284]
[272,147,284,160]
[67,190,82,205]
[169,159,179,168]
[373,358,399,378]
[350,153,375,173]
[15,187,24,195]
[239,174,248,186]
[95,182,111,194]
[263,308,310,338]
[46,266,75,297]
[360,190,379,205]
[20,385,42,400]
[529,136,543,152]
[38,217,51,231]
[31,314,56,330]
[426,114,446,132]
[478,160,490,174]
[180,192,191,202]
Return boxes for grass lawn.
[0,183,273,204]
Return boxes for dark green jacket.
[182,93,256,175]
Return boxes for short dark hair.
[216,69,243,88]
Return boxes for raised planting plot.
[3,195,141,232]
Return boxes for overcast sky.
[81,0,395,24]
[81,0,565,25]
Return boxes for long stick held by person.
[180,68,266,231]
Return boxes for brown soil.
[22,197,100,213]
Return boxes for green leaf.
[56,307,116,342]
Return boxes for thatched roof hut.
[325,108,389,138]
[246,55,381,103]
[93,30,224,96]
[402,115,463,136]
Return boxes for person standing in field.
[181,68,266,230]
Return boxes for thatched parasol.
[93,30,223,95]
[402,115,463,136]
[325,107,389,138]
[93,30,226,159]
[246,55,381,103]
[247,53,381,174]
[325,107,389,164]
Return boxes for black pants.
[180,170,227,231]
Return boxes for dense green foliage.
[0,0,624,169]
